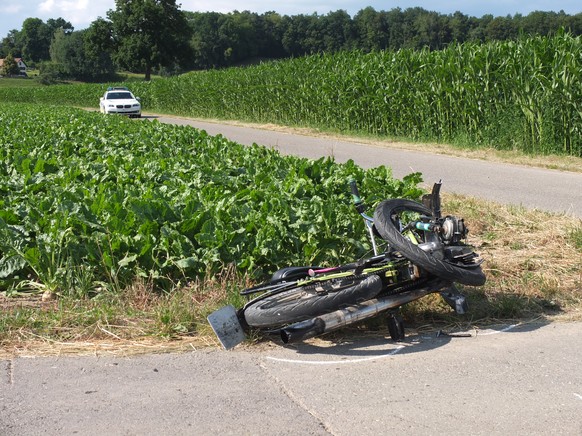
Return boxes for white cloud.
[38,0,54,13]
[35,0,111,29]
[0,4,23,14]
[39,0,94,17]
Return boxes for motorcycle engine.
[440,216,467,245]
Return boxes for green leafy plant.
[1,33,580,156]
[0,103,422,295]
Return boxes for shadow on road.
[270,320,550,360]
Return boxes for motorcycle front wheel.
[373,199,486,286]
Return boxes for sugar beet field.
[0,103,423,296]
[1,32,582,299]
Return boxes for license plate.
[207,305,246,350]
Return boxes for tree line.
[1,0,581,82]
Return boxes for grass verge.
[1,195,580,357]
[403,193,581,325]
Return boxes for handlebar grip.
[348,178,362,204]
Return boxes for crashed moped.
[209,179,486,349]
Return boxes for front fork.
[365,219,379,255]
[349,178,380,256]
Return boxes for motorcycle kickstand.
[387,311,405,342]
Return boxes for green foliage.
[2,33,580,157]
[183,8,582,68]
[143,32,582,156]
[5,8,581,73]
[0,103,422,294]
[83,19,116,80]
[48,29,115,82]
[37,61,67,85]
[19,17,73,63]
[569,227,582,252]
[0,77,39,88]
[0,53,19,76]
[108,0,192,80]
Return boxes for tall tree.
[485,16,517,41]
[108,0,192,80]
[449,11,470,43]
[259,12,286,58]
[20,18,48,62]
[83,18,115,79]
[46,18,74,35]
[354,7,389,52]
[49,29,85,78]
[281,13,322,55]
[1,30,22,58]
[187,12,223,69]
[320,10,355,52]
[18,17,72,63]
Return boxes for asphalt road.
[154,116,582,217]
[2,116,581,435]
[2,322,581,435]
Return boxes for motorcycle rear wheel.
[243,274,383,328]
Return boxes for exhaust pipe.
[280,280,448,344]
[279,318,326,344]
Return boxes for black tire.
[373,199,486,286]
[387,312,405,341]
[244,274,383,328]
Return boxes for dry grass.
[0,337,219,360]
[432,193,582,320]
[0,267,246,358]
[1,195,581,357]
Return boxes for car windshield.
[107,92,133,100]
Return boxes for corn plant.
[1,32,580,156]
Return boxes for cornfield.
[2,32,581,156]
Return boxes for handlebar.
[348,178,362,205]
[348,178,373,221]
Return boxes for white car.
[99,87,141,118]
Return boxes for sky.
[1,0,581,39]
